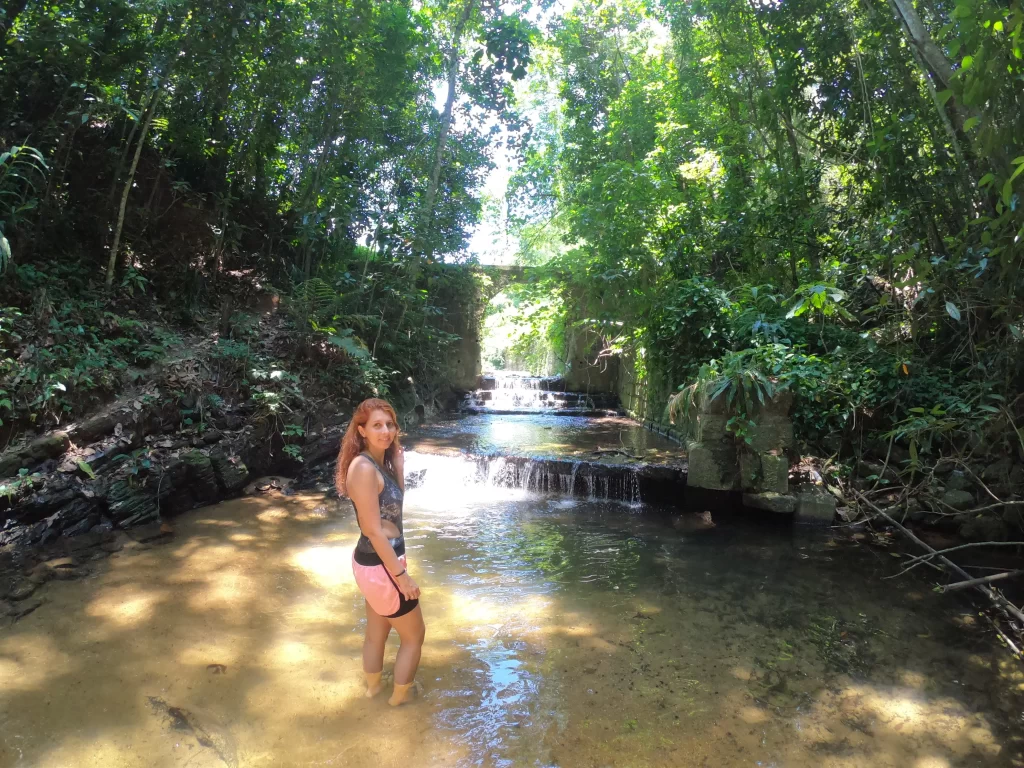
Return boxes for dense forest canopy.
[496,0,1024,462]
[1,0,1023,467]
[0,0,543,431]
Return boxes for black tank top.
[354,452,404,555]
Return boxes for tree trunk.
[416,0,475,263]
[107,115,141,214]
[888,0,956,91]
[105,85,161,288]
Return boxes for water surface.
[407,414,685,468]
[1,454,1021,767]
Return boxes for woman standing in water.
[336,398,424,706]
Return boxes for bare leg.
[363,600,391,696]
[387,605,425,705]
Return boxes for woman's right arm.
[347,460,420,600]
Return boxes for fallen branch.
[924,497,1024,516]
[855,490,1024,655]
[939,570,1024,593]
[902,540,1024,567]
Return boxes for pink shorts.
[352,552,418,618]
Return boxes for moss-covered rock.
[106,480,159,525]
[180,450,219,502]
[211,453,249,493]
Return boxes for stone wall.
[445,309,482,392]
[617,350,672,426]
[615,351,692,447]
[563,329,620,394]
[434,265,494,393]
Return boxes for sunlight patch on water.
[1,458,1021,768]
[0,634,73,692]
[256,506,290,523]
[86,583,166,627]
[291,544,352,590]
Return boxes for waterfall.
[405,451,649,506]
[462,371,616,415]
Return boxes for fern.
[668,348,780,443]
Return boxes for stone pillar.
[685,391,803,515]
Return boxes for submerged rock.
[127,522,175,544]
[672,510,716,532]
[794,487,837,525]
[7,579,39,600]
[1,596,42,620]
[742,492,797,514]
[243,476,294,495]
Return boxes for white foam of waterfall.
[404,451,645,509]
[466,371,585,412]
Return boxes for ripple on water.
[1,477,1022,768]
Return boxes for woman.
[336,398,424,706]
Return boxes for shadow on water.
[0,457,1022,767]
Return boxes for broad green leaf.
[963,116,980,131]
[978,173,995,187]
[945,301,961,321]
[328,334,370,359]
[77,461,97,480]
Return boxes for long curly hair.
[335,398,402,497]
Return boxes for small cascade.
[406,450,650,505]
[462,371,618,415]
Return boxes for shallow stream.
[1,449,1022,767]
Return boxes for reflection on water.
[407,414,685,467]
[1,456,1022,768]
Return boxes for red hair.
[335,398,402,497]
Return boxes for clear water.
[1,453,1022,768]
[407,414,685,468]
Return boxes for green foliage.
[0,264,180,429]
[0,145,47,271]
[668,347,780,444]
[0,469,42,501]
[482,286,566,374]
[498,0,1024,459]
[648,278,733,384]
[112,449,154,484]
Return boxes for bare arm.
[392,444,405,492]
